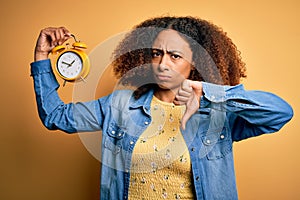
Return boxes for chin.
[157,83,179,91]
[156,82,168,89]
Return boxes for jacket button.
[130,141,134,145]
[196,176,200,181]
[191,147,195,151]
[220,135,225,139]
[111,130,115,134]
[144,121,149,125]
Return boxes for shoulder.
[98,89,135,107]
[98,88,154,110]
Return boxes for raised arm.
[31,27,103,133]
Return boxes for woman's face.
[151,29,193,91]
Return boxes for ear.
[191,61,196,70]
[188,63,196,79]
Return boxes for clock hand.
[62,61,71,66]
[65,60,76,68]
[69,59,75,66]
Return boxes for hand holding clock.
[34,27,90,82]
[34,27,71,61]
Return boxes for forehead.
[152,29,191,51]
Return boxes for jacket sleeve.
[201,82,293,141]
[30,59,103,133]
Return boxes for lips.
[155,74,171,81]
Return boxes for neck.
[154,88,178,103]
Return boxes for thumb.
[181,99,198,130]
[180,81,202,130]
[181,110,190,130]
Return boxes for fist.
[34,27,71,61]
[174,80,203,130]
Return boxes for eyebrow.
[152,48,184,55]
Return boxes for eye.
[151,50,162,58]
[171,53,181,60]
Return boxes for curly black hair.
[112,16,246,97]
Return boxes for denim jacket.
[31,59,293,200]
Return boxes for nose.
[158,54,170,71]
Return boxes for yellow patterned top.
[128,95,194,199]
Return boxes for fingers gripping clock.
[51,34,90,83]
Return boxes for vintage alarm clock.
[51,34,90,83]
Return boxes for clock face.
[57,51,83,79]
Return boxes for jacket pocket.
[201,128,232,160]
[104,122,126,154]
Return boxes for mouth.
[155,74,171,81]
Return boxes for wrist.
[34,43,52,61]
[34,51,49,62]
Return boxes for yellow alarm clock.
[51,34,90,83]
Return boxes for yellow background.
[0,0,299,199]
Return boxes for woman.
[31,16,293,199]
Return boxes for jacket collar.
[129,89,154,115]
[128,87,209,112]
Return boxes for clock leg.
[80,76,87,83]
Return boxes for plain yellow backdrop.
[0,0,299,199]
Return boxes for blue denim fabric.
[31,59,293,200]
